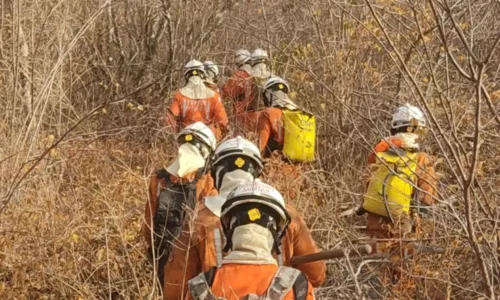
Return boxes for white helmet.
[204,60,219,82]
[177,122,216,153]
[235,49,251,66]
[183,60,205,78]
[250,48,269,66]
[264,76,290,93]
[221,179,290,230]
[211,136,264,190]
[391,103,426,129]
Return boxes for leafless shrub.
[0,0,499,299]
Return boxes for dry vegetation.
[1,0,499,299]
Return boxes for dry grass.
[1,0,500,299]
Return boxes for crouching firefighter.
[142,122,218,286]
[185,180,316,300]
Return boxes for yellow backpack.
[362,150,418,218]
[282,110,316,162]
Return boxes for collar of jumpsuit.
[165,143,207,178]
[251,63,271,79]
[392,132,420,150]
[179,76,215,99]
[222,223,277,265]
[268,90,298,110]
[205,170,255,217]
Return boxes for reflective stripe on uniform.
[278,245,283,266]
[205,102,211,121]
[213,228,223,267]
[182,100,188,119]
[265,266,302,300]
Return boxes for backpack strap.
[213,228,223,268]
[292,273,309,300]
[277,245,283,266]
[264,266,302,300]
[187,268,219,300]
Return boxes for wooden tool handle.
[290,244,372,265]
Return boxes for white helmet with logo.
[250,48,269,66]
[264,76,290,93]
[235,49,251,66]
[221,179,290,231]
[183,60,205,78]
[204,60,219,83]
[391,103,426,129]
[211,137,264,190]
[177,122,216,153]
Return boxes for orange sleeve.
[368,138,403,163]
[196,175,218,201]
[211,94,229,129]
[416,153,438,206]
[166,95,181,131]
[288,206,326,287]
[143,175,160,248]
[221,77,240,101]
[163,224,202,300]
[257,112,272,154]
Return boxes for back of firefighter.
[163,137,325,300]
[166,60,229,140]
[222,49,271,136]
[257,76,299,157]
[185,180,315,300]
[360,103,438,242]
[142,122,218,287]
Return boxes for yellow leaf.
[320,103,326,110]
[423,77,429,83]
[127,102,134,109]
[137,105,144,111]
[72,233,80,244]
[47,135,55,144]
[289,91,297,99]
[102,108,108,114]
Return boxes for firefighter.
[166,60,229,140]
[185,180,316,300]
[358,104,439,299]
[203,60,220,93]
[221,49,260,135]
[142,122,218,288]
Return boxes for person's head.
[203,60,219,84]
[166,122,216,178]
[262,76,298,110]
[183,60,205,82]
[220,180,290,253]
[235,49,251,68]
[390,103,427,136]
[211,136,263,191]
[250,48,269,67]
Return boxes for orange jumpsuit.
[142,172,218,249]
[257,107,284,156]
[365,136,437,241]
[184,264,315,300]
[163,204,325,300]
[166,91,229,140]
[221,70,261,135]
